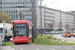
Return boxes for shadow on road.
[14,43,29,45]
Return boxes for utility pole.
[32,0,35,42]
[40,0,42,36]
[18,0,36,42]
[44,5,46,35]
[60,11,62,34]
[2,0,5,43]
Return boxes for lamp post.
[32,0,35,42]
[40,0,43,36]
[44,5,46,35]
[17,8,22,20]
[60,11,62,34]
[19,10,22,20]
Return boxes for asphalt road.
[13,43,75,50]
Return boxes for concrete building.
[39,6,74,31]
[66,11,75,29]
[1,0,37,22]
[0,0,74,31]
[65,13,74,30]
[1,0,44,29]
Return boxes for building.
[38,6,74,31]
[65,13,74,30]
[0,0,74,31]
[66,11,75,29]
[1,0,38,22]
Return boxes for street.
[13,42,75,50]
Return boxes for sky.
[42,0,75,11]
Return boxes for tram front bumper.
[13,37,29,43]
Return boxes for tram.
[12,20,29,43]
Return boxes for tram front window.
[15,24,26,36]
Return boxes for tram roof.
[13,20,29,26]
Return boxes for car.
[45,32,49,34]
[72,33,75,37]
[63,31,72,37]
[49,31,55,34]
[73,30,75,32]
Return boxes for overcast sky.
[42,0,75,11]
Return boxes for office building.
[39,6,74,31]
[1,0,37,22]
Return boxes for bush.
[37,34,40,36]
[47,35,52,39]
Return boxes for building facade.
[0,0,2,11]
[39,6,74,31]
[66,11,75,29]
[65,13,74,30]
[0,0,74,31]
[1,0,37,22]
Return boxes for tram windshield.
[15,24,26,36]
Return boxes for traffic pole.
[32,0,35,42]
[40,0,43,36]
[60,11,62,34]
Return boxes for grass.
[72,32,75,33]
[30,35,75,45]
[2,41,13,48]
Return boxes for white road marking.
[31,45,55,50]
[30,45,40,50]
[17,45,23,50]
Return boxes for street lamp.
[40,0,43,36]
[60,11,62,34]
[17,8,22,20]
[44,5,46,35]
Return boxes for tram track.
[13,43,40,50]
[17,45,23,50]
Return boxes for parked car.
[72,33,75,37]
[49,31,55,34]
[63,31,72,37]
[45,32,49,34]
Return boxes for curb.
[11,43,16,50]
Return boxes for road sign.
[54,24,58,30]
[54,24,57,28]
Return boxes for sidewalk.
[0,46,15,50]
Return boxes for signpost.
[54,24,58,30]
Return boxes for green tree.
[48,23,53,29]
[0,11,12,24]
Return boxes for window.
[66,31,70,33]
[0,28,3,33]
[15,24,27,36]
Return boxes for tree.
[48,23,53,29]
[65,24,70,30]
[0,11,12,24]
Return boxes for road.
[13,43,75,50]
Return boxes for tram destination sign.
[15,24,27,26]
